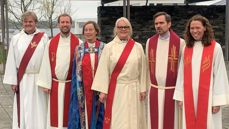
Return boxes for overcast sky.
[70,1,101,20]
[7,0,220,21]
[69,0,221,20]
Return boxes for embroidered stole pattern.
[184,40,216,129]
[68,40,105,129]
[103,39,135,129]
[16,32,44,127]
[148,30,180,129]
[49,33,79,127]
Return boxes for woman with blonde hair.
[92,17,147,129]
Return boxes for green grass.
[0,44,6,64]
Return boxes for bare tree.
[8,0,41,29]
[41,0,73,37]
[8,0,74,37]
[41,0,58,37]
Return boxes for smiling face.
[83,23,97,43]
[190,20,206,41]
[116,20,130,40]
[22,16,36,34]
[58,16,72,35]
[154,15,171,35]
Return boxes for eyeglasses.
[117,26,130,29]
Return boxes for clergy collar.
[120,40,128,43]
[88,41,95,44]
[159,31,170,40]
[120,38,128,42]
[24,29,36,35]
[114,36,129,44]
[87,39,96,44]
[60,33,70,38]
[88,42,95,47]
[194,40,202,45]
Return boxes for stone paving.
[0,74,13,129]
[0,64,229,129]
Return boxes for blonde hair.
[113,17,133,37]
[21,11,38,23]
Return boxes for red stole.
[49,33,79,127]
[16,32,44,127]
[184,40,216,129]
[82,40,100,129]
[103,39,135,129]
[148,30,180,129]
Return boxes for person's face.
[84,23,97,43]
[22,16,36,34]
[154,15,171,35]
[190,20,206,41]
[58,16,72,35]
[116,20,130,40]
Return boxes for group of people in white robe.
[3,10,229,129]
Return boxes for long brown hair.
[184,14,214,47]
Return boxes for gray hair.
[113,17,133,37]
[21,11,38,23]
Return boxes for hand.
[177,101,183,108]
[140,92,146,101]
[11,85,18,93]
[99,92,107,103]
[212,106,220,114]
[42,87,51,94]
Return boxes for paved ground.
[0,74,13,129]
[0,63,229,129]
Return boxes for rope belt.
[52,78,71,83]
[151,84,175,90]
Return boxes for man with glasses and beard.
[37,13,81,129]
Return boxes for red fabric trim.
[63,33,79,127]
[148,34,159,129]
[49,34,59,127]
[83,42,93,128]
[49,33,79,127]
[82,40,100,129]
[50,80,59,126]
[63,82,71,127]
[163,31,180,129]
[184,40,216,129]
[16,32,44,127]
[148,30,180,129]
[103,39,135,129]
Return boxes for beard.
[60,27,71,35]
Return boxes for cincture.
[151,83,175,90]
[52,78,71,83]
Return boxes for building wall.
[98,5,225,49]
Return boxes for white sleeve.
[173,47,185,102]
[91,44,110,94]
[212,43,229,106]
[3,37,18,85]
[37,40,52,89]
